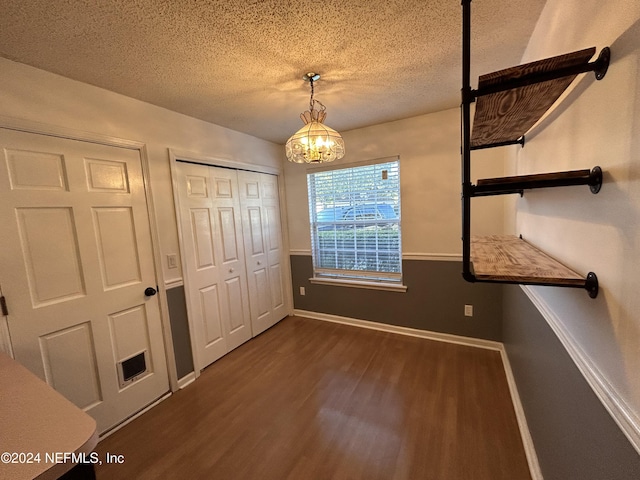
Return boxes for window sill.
[309,277,408,292]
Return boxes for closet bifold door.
[176,162,252,370]
[237,171,287,337]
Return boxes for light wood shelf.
[470,235,586,286]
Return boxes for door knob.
[144,287,157,297]
[229,268,234,273]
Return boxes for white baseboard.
[0,316,14,358]
[521,285,640,455]
[500,347,544,480]
[293,309,542,479]
[177,371,196,389]
[293,309,502,351]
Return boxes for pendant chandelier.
[285,72,345,164]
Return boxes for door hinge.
[0,295,8,317]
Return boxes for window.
[307,158,403,288]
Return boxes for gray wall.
[503,285,640,479]
[291,256,503,341]
[166,286,194,379]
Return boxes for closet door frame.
[169,149,293,379]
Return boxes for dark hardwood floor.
[95,316,531,479]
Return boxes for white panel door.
[210,168,252,352]
[260,174,288,323]
[0,129,169,434]
[238,171,287,336]
[176,163,251,370]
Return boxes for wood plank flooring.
[95,316,531,480]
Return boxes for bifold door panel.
[237,170,287,336]
[176,163,287,371]
[176,163,252,369]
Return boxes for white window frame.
[307,156,406,292]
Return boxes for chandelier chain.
[308,78,326,114]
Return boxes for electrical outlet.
[300,286,306,296]
[464,304,473,317]
[167,254,178,269]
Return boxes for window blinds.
[307,160,402,282]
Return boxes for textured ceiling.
[0,0,546,144]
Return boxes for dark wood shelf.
[470,48,597,148]
[473,167,602,196]
[470,235,587,286]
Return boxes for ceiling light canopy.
[285,73,345,164]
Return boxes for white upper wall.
[284,107,508,256]
[512,0,640,449]
[0,57,283,284]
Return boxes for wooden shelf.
[470,48,597,148]
[473,167,602,196]
[470,235,587,286]
[460,1,603,297]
